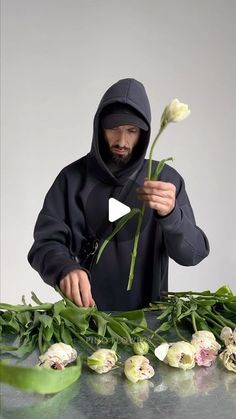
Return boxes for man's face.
[103,125,140,167]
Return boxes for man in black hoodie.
[28,78,209,311]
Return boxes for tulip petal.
[154,343,169,361]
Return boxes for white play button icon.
[108,198,131,222]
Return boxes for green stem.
[147,125,166,179]
[161,291,233,299]
[203,316,224,330]
[173,321,188,341]
[127,203,145,290]
[38,324,44,354]
[191,312,198,333]
[69,328,96,353]
[211,309,236,328]
[127,124,167,291]
[206,311,236,328]
[31,292,43,305]
[114,317,166,343]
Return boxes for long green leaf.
[0,357,82,394]
[92,314,108,341]
[113,310,147,326]
[0,303,53,312]
[156,320,173,332]
[31,292,44,305]
[60,321,73,345]
[106,318,132,343]
[53,300,66,316]
[156,307,173,320]
[151,157,173,180]
[16,311,33,328]
[0,312,20,333]
[96,208,141,263]
[39,314,53,329]
[1,335,37,358]
[60,308,90,334]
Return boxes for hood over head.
[89,78,151,184]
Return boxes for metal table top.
[1,313,235,419]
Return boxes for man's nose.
[117,131,127,147]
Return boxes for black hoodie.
[28,78,209,310]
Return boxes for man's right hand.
[59,269,95,307]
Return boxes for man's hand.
[137,180,176,216]
[60,269,95,307]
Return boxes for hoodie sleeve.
[28,169,89,288]
[156,172,210,266]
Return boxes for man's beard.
[105,144,133,168]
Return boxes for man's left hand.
[137,180,176,217]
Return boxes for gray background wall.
[1,0,235,304]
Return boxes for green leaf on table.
[39,314,53,329]
[53,326,61,342]
[1,335,37,359]
[196,320,211,331]
[156,306,173,320]
[106,319,132,343]
[224,302,236,313]
[156,320,173,332]
[113,310,147,334]
[53,300,66,316]
[175,300,184,318]
[0,344,19,351]
[0,357,82,394]
[92,314,108,340]
[60,308,90,334]
[43,325,54,343]
[0,312,20,333]
[96,208,141,263]
[177,304,197,320]
[106,325,126,343]
[195,298,217,306]
[113,309,147,326]
[60,321,73,345]
[0,303,53,312]
[16,311,32,328]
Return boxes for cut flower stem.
[127,125,166,290]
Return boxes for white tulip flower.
[160,98,190,127]
[155,341,196,370]
[87,349,117,374]
[38,342,77,369]
[124,355,155,383]
[219,344,236,372]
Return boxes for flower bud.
[124,355,155,383]
[160,98,190,127]
[133,340,149,355]
[87,349,117,374]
